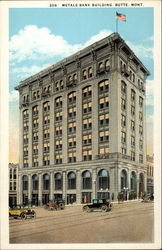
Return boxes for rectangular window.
[131,106,135,116]
[83,134,92,145]
[121,131,126,143]
[131,120,135,131]
[83,150,92,161]
[121,114,126,126]
[121,98,126,110]
[131,136,135,146]
[99,147,108,154]
[131,151,135,161]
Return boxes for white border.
[0,0,161,249]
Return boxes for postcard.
[0,0,161,249]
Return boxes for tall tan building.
[15,33,149,205]
[9,163,18,207]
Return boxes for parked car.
[9,205,36,219]
[44,199,65,210]
[83,199,112,212]
[141,193,154,202]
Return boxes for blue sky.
[9,7,154,162]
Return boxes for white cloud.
[10,25,153,65]
[12,63,51,80]
[146,79,154,106]
[9,25,113,63]
[9,90,19,102]
[83,30,112,47]
[9,25,82,62]
[126,41,153,59]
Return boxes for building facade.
[147,155,154,194]
[15,33,149,206]
[9,163,18,207]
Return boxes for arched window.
[33,92,36,100]
[55,173,62,190]
[99,80,109,92]
[88,67,92,78]
[73,74,77,81]
[82,86,92,98]
[121,169,127,190]
[32,174,38,190]
[68,91,76,103]
[82,171,92,189]
[43,174,50,190]
[105,60,110,68]
[83,70,87,80]
[43,101,50,112]
[22,175,28,190]
[99,62,104,70]
[68,172,76,189]
[139,173,145,195]
[98,169,109,190]
[130,171,137,192]
[48,85,51,93]
[55,96,62,108]
[37,90,40,98]
[68,75,72,82]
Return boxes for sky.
[9,7,154,163]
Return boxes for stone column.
[92,81,99,159]
[76,88,82,161]
[136,174,140,199]
[38,173,42,206]
[50,98,54,165]
[62,171,66,204]
[28,174,32,206]
[109,167,117,201]
[50,171,54,201]
[127,169,131,200]
[17,174,22,205]
[62,93,67,163]
[92,168,97,199]
[76,170,81,204]
[28,106,32,168]
[38,102,43,167]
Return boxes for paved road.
[9,201,154,243]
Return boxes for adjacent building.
[9,163,18,207]
[15,32,149,206]
[147,155,154,194]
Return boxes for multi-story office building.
[9,163,18,207]
[15,33,149,206]
[147,155,154,194]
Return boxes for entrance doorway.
[67,194,76,204]
[42,193,49,205]
[82,192,92,203]
[32,194,38,206]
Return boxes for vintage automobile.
[141,193,154,202]
[83,199,112,212]
[9,206,36,219]
[44,199,65,210]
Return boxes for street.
[9,201,154,243]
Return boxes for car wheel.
[59,203,65,210]
[83,206,92,212]
[101,205,108,212]
[32,211,36,219]
[21,213,27,220]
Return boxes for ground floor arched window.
[82,170,92,189]
[68,172,76,189]
[98,169,109,190]
[43,173,50,190]
[120,169,127,190]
